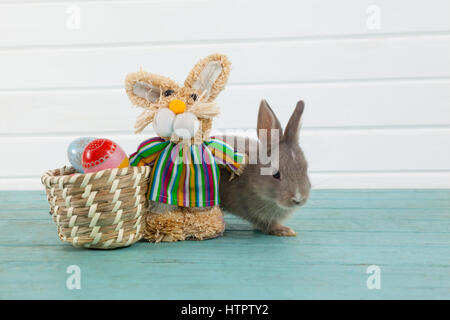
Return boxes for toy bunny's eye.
[273,170,280,180]
[190,93,198,101]
[164,89,174,97]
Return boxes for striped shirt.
[129,137,246,207]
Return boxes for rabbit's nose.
[169,99,186,114]
[291,193,305,205]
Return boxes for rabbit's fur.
[218,100,311,236]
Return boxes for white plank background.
[0,0,449,190]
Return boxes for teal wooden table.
[0,190,449,300]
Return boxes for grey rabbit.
[218,99,311,236]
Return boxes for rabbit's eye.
[164,89,174,97]
[273,170,281,180]
[190,93,198,101]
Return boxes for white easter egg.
[153,108,176,137]
[173,112,199,139]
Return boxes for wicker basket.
[41,165,151,249]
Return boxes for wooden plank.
[1,0,449,48]
[4,207,450,224]
[2,189,450,213]
[3,172,450,191]
[1,247,448,299]
[0,235,449,299]
[2,229,449,265]
[0,190,449,299]
[1,80,450,135]
[311,172,450,189]
[2,218,450,243]
[2,189,450,202]
[2,129,449,177]
[307,189,450,200]
[1,35,450,90]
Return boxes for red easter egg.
[82,139,129,173]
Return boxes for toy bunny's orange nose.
[169,99,186,114]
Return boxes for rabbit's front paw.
[267,223,297,237]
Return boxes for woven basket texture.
[41,165,151,249]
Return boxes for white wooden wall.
[1,0,449,190]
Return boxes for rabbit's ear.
[184,53,231,102]
[257,99,283,147]
[125,70,179,108]
[283,100,305,144]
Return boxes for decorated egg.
[67,137,97,173]
[82,139,130,173]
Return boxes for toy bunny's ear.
[125,70,179,108]
[184,53,231,102]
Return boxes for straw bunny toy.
[125,54,247,242]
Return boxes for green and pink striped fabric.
[129,137,245,207]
